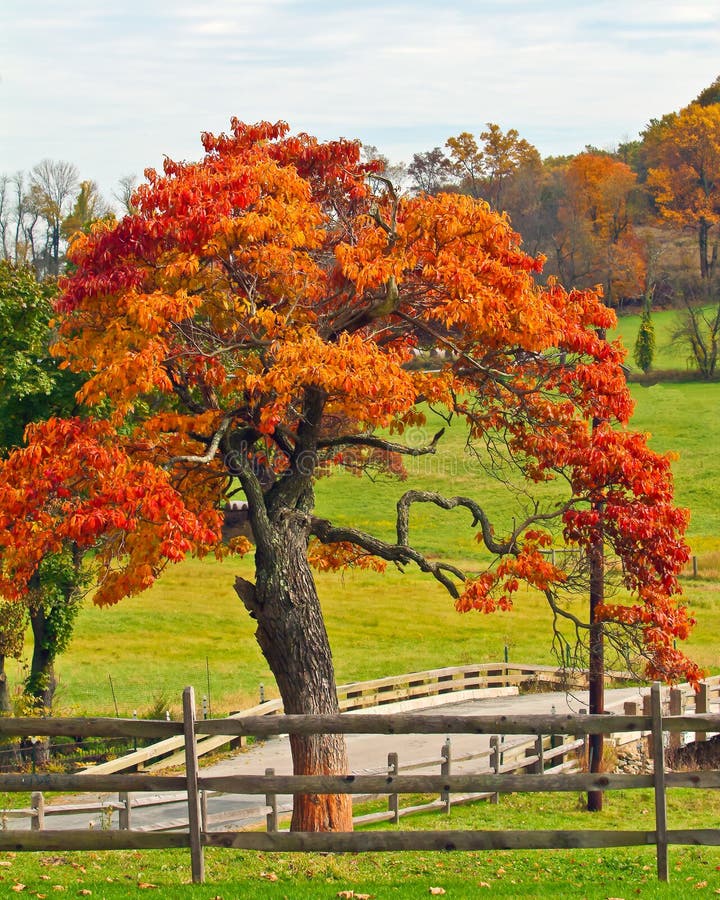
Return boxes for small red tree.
[0,121,698,831]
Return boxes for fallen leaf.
[355,894,371,900]
[337,893,354,899]
[429,890,446,896]
[78,892,92,897]
[35,894,47,899]
[138,885,157,890]
[478,883,491,889]
[696,883,708,889]
[0,862,12,868]
[260,872,278,882]
[11,886,25,893]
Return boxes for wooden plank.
[0,773,186,793]
[651,682,669,883]
[205,829,657,852]
[80,734,187,775]
[0,830,190,851]
[182,686,205,885]
[195,711,688,738]
[665,771,720,789]
[199,771,653,795]
[667,829,720,847]
[44,801,124,815]
[0,717,180,739]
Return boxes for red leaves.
[17,119,699,684]
[0,418,223,606]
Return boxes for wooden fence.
[0,683,718,885]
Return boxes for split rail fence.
[0,683,718,885]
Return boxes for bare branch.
[164,417,231,469]
[396,490,515,556]
[318,428,445,456]
[310,515,465,597]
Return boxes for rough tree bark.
[234,508,352,831]
[27,604,57,713]
[0,657,11,713]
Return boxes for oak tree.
[0,121,696,830]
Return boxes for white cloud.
[1,0,719,201]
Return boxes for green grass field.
[5,375,713,718]
[4,321,720,896]
[1,791,719,897]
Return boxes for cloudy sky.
[2,1,719,205]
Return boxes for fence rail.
[0,682,718,885]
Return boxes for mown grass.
[1,790,719,897]
[6,379,717,717]
[611,306,691,373]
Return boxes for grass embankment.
[21,377,717,718]
[1,791,718,897]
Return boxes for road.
[27,685,649,832]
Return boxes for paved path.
[30,685,648,832]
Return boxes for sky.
[2,1,720,206]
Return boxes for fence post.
[200,790,208,834]
[440,738,451,813]
[30,792,44,831]
[388,752,400,824]
[118,792,131,830]
[668,688,683,752]
[182,686,205,885]
[695,682,709,743]
[651,682,669,883]
[533,734,545,774]
[265,768,278,832]
[643,693,653,760]
[489,736,500,804]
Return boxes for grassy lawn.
[1,791,718,897]
[5,377,716,718]
[611,306,690,373]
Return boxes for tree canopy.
[0,120,696,829]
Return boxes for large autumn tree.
[0,121,696,831]
[553,153,646,305]
[646,102,720,280]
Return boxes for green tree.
[633,304,656,373]
[0,261,86,714]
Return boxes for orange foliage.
[0,119,697,684]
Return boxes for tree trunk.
[235,509,353,832]
[0,656,11,713]
[27,604,57,714]
[587,513,604,812]
[699,219,716,280]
